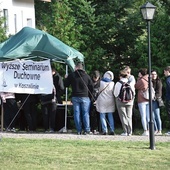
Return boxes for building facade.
[0,0,36,35]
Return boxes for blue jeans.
[138,102,149,131]
[100,112,114,133]
[72,97,91,133]
[153,100,162,131]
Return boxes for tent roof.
[0,27,84,70]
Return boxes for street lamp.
[140,2,156,150]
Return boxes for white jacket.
[96,80,115,113]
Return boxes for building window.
[3,9,8,31]
[27,18,32,27]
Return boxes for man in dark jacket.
[164,66,170,135]
[64,62,93,135]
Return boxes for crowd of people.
[1,63,170,136]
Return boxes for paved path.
[1,132,170,142]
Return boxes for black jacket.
[152,78,162,99]
[53,72,64,104]
[64,69,93,97]
[91,79,100,102]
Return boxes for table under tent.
[0,26,84,132]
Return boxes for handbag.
[156,97,165,107]
[142,87,155,100]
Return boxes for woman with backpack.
[114,70,135,136]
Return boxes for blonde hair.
[123,66,131,74]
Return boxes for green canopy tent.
[0,27,84,132]
[0,26,84,70]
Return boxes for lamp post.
[140,2,156,150]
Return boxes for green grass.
[0,138,169,170]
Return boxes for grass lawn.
[0,137,169,170]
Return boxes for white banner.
[0,59,53,94]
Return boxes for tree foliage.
[0,14,7,43]
[34,0,170,128]
[35,0,170,77]
[35,0,83,75]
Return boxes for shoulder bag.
[93,83,110,106]
[156,97,165,107]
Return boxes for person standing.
[64,62,93,135]
[114,70,135,136]
[0,92,18,132]
[51,68,65,131]
[41,85,57,133]
[164,66,170,135]
[96,71,115,135]
[90,70,101,134]
[135,68,149,136]
[151,70,163,135]
[17,94,39,132]
[123,66,136,133]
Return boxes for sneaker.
[109,132,115,135]
[49,129,55,133]
[165,131,170,136]
[128,133,132,136]
[6,128,11,132]
[142,131,149,136]
[10,128,16,133]
[121,132,127,136]
[84,131,93,135]
[155,131,162,136]
[154,131,158,135]
[93,130,99,135]
[77,132,81,135]
[102,132,107,135]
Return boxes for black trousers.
[42,102,57,131]
[166,100,170,121]
[90,103,100,132]
[23,102,37,131]
[3,98,18,129]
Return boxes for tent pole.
[61,64,68,133]
[58,64,72,133]
[64,64,68,132]
[1,99,4,132]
